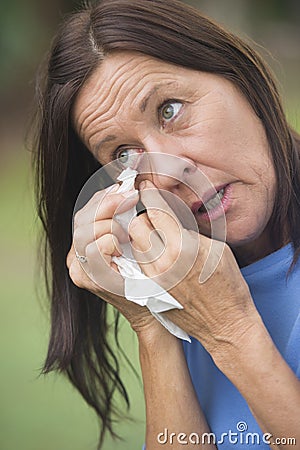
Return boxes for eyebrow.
[94,134,117,156]
[139,86,160,112]
[139,81,177,112]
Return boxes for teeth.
[199,188,225,213]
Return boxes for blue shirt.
[183,243,300,448]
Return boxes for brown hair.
[33,0,300,446]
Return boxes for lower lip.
[194,184,232,222]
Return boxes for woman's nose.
[139,147,197,191]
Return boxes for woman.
[34,0,300,448]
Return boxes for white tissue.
[112,168,190,342]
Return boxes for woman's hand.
[129,180,261,356]
[66,184,163,334]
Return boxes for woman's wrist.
[209,313,274,380]
[202,306,265,372]
[137,320,180,352]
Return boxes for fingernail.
[106,184,119,193]
[122,190,139,198]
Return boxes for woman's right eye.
[116,147,144,169]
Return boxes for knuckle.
[91,190,104,202]
[102,219,115,236]
[98,195,123,218]
[99,234,118,253]
[86,242,99,259]
[111,219,122,235]
[69,263,85,289]
[168,248,180,264]
[147,207,161,221]
[74,191,105,224]
[66,249,75,269]
[73,226,84,244]
[73,210,82,226]
[220,242,232,261]
[154,257,171,274]
[86,235,117,257]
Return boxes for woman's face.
[73,52,276,260]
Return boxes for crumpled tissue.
[112,167,190,342]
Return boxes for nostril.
[183,162,197,176]
[183,166,195,176]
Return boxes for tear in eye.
[116,148,144,169]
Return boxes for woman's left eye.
[160,101,183,123]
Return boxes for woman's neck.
[231,228,288,268]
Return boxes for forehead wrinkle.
[76,80,117,136]
[103,55,181,114]
[116,74,181,119]
[80,53,181,115]
[75,52,187,132]
[75,87,120,143]
[107,54,142,86]
[74,58,137,135]
[80,60,149,134]
[87,78,150,145]
[78,75,149,147]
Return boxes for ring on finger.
[75,251,88,264]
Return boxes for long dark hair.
[33,0,300,446]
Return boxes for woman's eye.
[160,101,183,123]
[116,148,144,169]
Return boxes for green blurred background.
[0,1,299,449]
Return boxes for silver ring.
[75,251,87,264]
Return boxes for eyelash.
[111,98,184,163]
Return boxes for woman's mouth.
[191,184,231,221]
